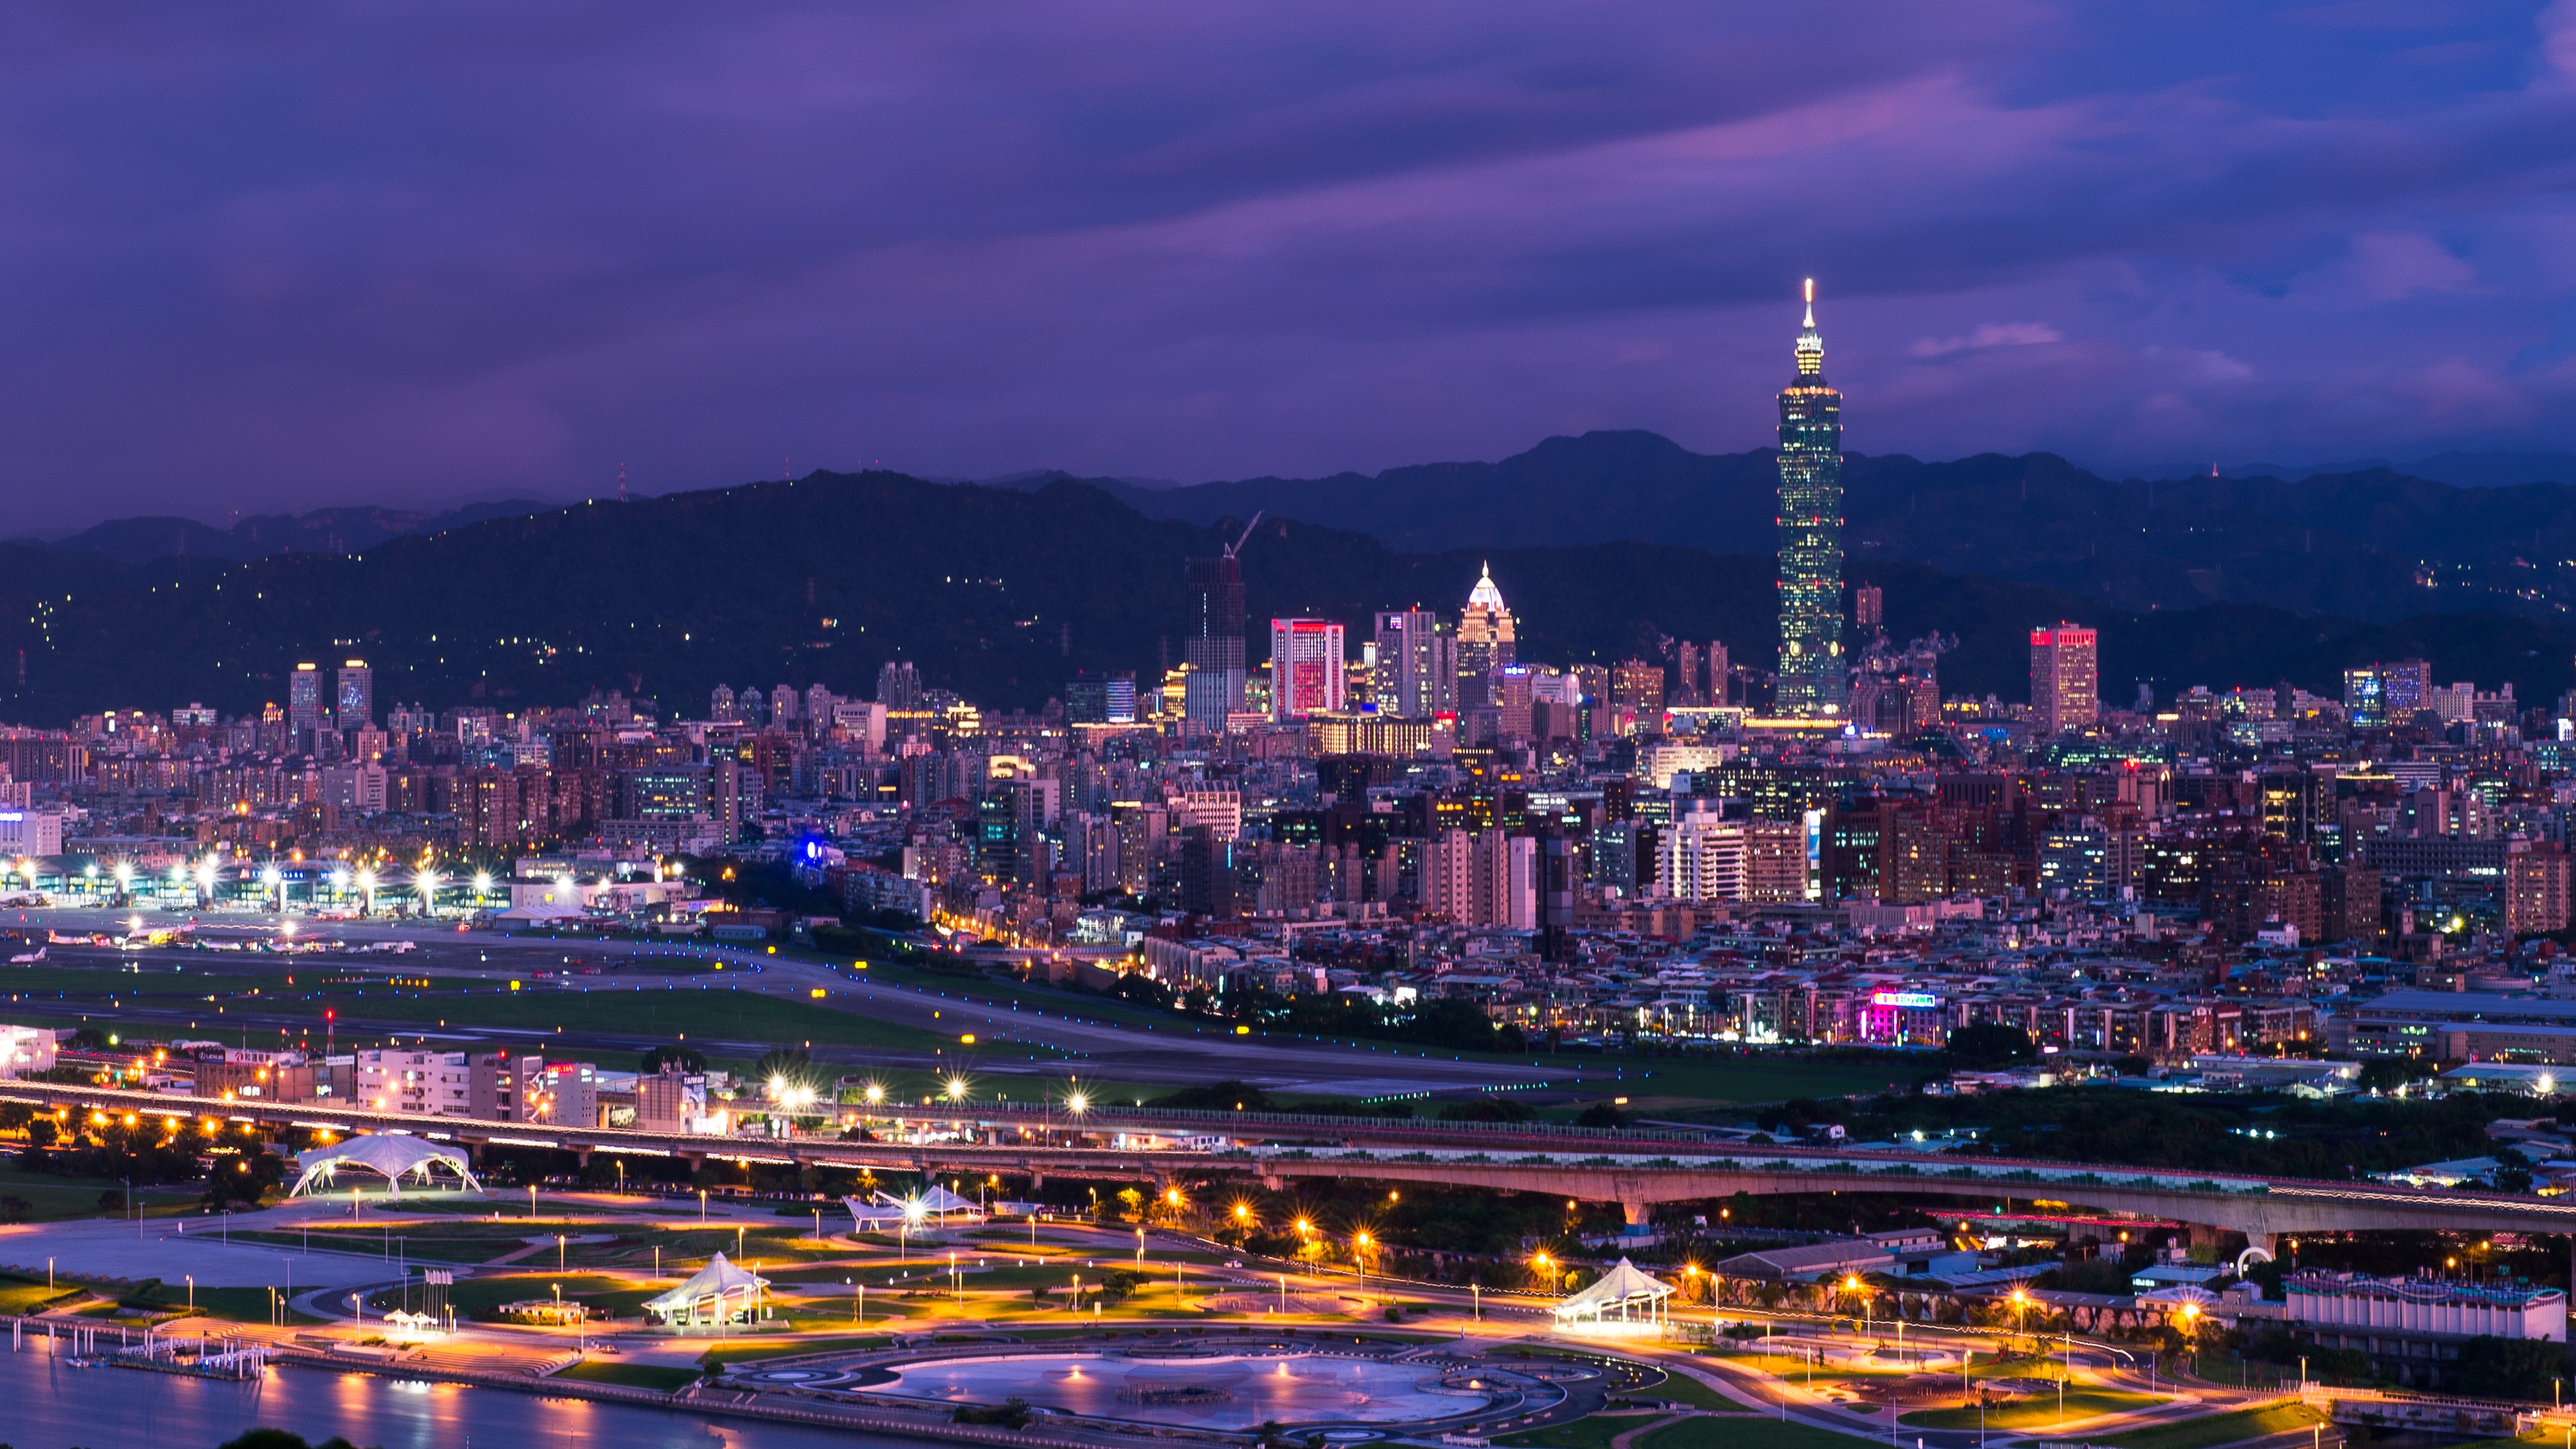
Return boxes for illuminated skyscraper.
[1774,280,1846,717]
[1267,619,1346,720]
[2029,622,2099,735]
[1456,564,1517,705]
[336,660,374,729]
[1183,553,1246,729]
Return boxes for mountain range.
[4,463,2575,727]
[1031,433,2576,623]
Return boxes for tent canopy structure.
[847,1185,983,1230]
[1554,1258,1678,1326]
[642,1252,769,1324]
[288,1134,483,1198]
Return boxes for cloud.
[1909,322,2063,358]
[0,3,2567,527]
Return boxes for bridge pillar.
[1026,1169,1044,1189]
[1260,1174,1283,1193]
[1621,1200,1651,1230]
[574,1148,592,1169]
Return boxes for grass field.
[0,1275,87,1314]
[1902,1389,2163,1430]
[1563,1055,1929,1110]
[2099,1401,2324,1449]
[555,1359,702,1392]
[1497,1411,1666,1449]
[1631,1368,1739,1411]
[0,1165,201,1223]
[1640,1418,1866,1449]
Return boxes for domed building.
[1457,562,1517,705]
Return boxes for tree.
[1574,1102,1629,1128]
[1944,1024,2036,1068]
[641,1043,708,1075]
[2455,1336,2569,1400]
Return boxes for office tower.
[1268,619,1346,720]
[1854,583,1883,636]
[2342,658,2432,728]
[1183,553,1246,730]
[1610,659,1666,713]
[289,663,327,737]
[1776,280,1847,717]
[1371,609,1458,718]
[1456,564,1517,705]
[2029,621,2100,735]
[710,684,737,722]
[335,661,374,729]
[1065,672,1139,724]
[876,659,922,710]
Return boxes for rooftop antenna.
[619,463,629,503]
[1223,509,1266,559]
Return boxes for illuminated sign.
[1872,991,1940,1010]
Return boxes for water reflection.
[2,1338,892,1449]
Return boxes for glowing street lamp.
[415,867,441,915]
[355,867,377,915]
[1065,1089,1089,1115]
[944,1075,970,1104]
[195,858,218,906]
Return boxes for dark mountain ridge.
[1069,431,2576,622]
[1,468,2572,729]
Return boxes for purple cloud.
[0,1,2571,531]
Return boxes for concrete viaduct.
[10,1081,2571,1252]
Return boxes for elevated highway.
[9,1080,2571,1250]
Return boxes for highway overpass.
[8,1080,2571,1251]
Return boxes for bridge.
[9,1080,2571,1251]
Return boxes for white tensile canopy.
[288,1133,484,1197]
[1554,1257,1678,1326]
[642,1252,769,1324]
[846,1185,984,1230]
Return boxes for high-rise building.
[1775,280,1847,717]
[709,684,738,721]
[1065,672,1139,724]
[875,659,922,710]
[2029,622,2100,735]
[288,662,327,737]
[1854,582,1883,635]
[1267,619,1346,720]
[1183,554,1246,730]
[1456,564,1516,706]
[1371,609,1457,718]
[2342,659,2432,728]
[335,661,374,729]
[1610,659,1666,714]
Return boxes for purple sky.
[6,1,2575,532]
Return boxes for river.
[1,1336,902,1449]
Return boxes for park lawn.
[0,1276,88,1314]
[0,1164,200,1223]
[412,1273,657,1322]
[698,1334,899,1364]
[555,1359,702,1392]
[1640,1418,1872,1449]
[1632,1368,1739,1411]
[1902,1389,2163,1430]
[2098,1401,2326,1449]
[225,980,985,1057]
[1498,1412,1666,1449]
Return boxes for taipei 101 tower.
[1774,279,1847,717]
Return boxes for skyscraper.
[1267,619,1346,720]
[336,660,374,729]
[1775,280,1847,717]
[1456,564,1516,706]
[875,659,922,710]
[289,662,327,737]
[1183,553,1246,730]
[2029,622,2100,735]
[1371,608,1458,718]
